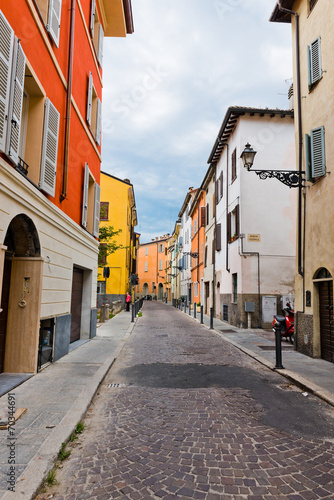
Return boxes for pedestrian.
[125,292,131,311]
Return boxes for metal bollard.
[131,303,135,322]
[200,305,203,324]
[189,303,191,315]
[210,307,214,329]
[194,302,196,319]
[184,301,186,313]
[274,323,285,369]
[100,305,105,323]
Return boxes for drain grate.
[259,345,293,351]
[107,383,127,388]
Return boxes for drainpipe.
[225,143,230,273]
[213,163,217,316]
[60,0,76,202]
[240,235,261,328]
[277,1,304,283]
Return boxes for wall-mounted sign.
[248,234,261,242]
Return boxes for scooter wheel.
[289,334,294,344]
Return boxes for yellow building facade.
[97,172,138,305]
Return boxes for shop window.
[34,0,62,47]
[82,163,100,237]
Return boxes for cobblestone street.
[37,302,334,500]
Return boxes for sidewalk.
[0,310,134,500]
[171,302,334,407]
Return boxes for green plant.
[46,469,58,486]
[138,311,142,317]
[75,421,85,434]
[70,433,78,442]
[98,225,123,265]
[109,313,115,319]
[58,442,71,461]
[197,302,201,307]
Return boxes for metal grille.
[223,304,228,322]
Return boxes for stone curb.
[0,319,136,500]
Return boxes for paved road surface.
[35,301,334,499]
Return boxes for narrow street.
[39,302,334,499]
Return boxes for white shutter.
[90,0,96,36]
[82,163,89,228]
[47,0,62,48]
[7,38,26,164]
[0,11,14,153]
[86,72,93,126]
[95,97,101,145]
[93,182,100,237]
[40,98,60,197]
[311,126,326,178]
[97,23,104,66]
[310,37,322,85]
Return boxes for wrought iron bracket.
[249,169,305,188]
[183,251,198,258]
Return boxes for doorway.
[319,280,334,363]
[70,267,84,343]
[0,256,12,373]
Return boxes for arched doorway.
[0,214,43,373]
[314,268,334,363]
[158,283,163,300]
[142,282,149,297]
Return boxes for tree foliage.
[98,225,123,266]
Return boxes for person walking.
[125,292,131,311]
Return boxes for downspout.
[60,0,76,202]
[277,2,304,289]
[240,235,261,328]
[213,163,217,316]
[225,143,230,272]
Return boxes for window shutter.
[90,0,96,36]
[0,11,14,153]
[95,97,101,144]
[235,204,240,237]
[311,126,325,178]
[307,45,312,88]
[40,98,60,197]
[305,133,314,182]
[215,180,218,205]
[227,212,231,243]
[47,0,62,48]
[93,182,101,237]
[212,193,215,218]
[201,206,206,227]
[206,204,209,225]
[220,171,223,199]
[97,23,104,66]
[86,72,93,126]
[82,163,89,228]
[212,240,215,265]
[216,223,221,251]
[204,246,207,267]
[310,37,322,85]
[232,148,236,180]
[7,39,25,165]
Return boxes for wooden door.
[0,257,12,373]
[205,282,210,314]
[319,280,334,363]
[70,268,83,343]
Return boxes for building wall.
[204,171,216,314]
[190,191,205,305]
[137,237,169,299]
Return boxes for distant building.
[189,189,206,307]
[97,173,138,307]
[137,235,170,300]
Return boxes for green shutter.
[311,126,325,178]
[307,45,312,88]
[305,134,313,182]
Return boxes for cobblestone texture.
[35,302,334,499]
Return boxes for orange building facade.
[189,190,206,306]
[136,236,170,300]
[0,1,133,376]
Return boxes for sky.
[101,0,293,244]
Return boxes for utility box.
[262,296,277,323]
[245,302,255,313]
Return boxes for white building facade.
[209,107,297,328]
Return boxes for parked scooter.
[272,302,294,344]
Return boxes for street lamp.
[240,143,305,188]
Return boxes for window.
[158,244,164,253]
[97,280,106,294]
[200,206,206,227]
[145,247,148,256]
[86,72,102,144]
[216,223,221,251]
[194,219,197,234]
[90,0,104,66]
[227,204,239,243]
[219,171,223,200]
[100,202,109,220]
[145,261,148,272]
[82,163,100,237]
[204,245,208,268]
[159,259,163,271]
[231,148,237,182]
[34,0,62,47]
[307,37,322,88]
[232,273,238,303]
[305,127,326,181]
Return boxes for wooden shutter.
[201,206,206,227]
[82,163,89,228]
[311,126,325,178]
[97,23,104,66]
[7,39,25,164]
[206,204,209,225]
[47,0,62,48]
[93,182,101,237]
[216,223,221,251]
[227,212,231,243]
[305,133,314,182]
[309,37,322,86]
[220,171,223,199]
[40,98,60,197]
[90,0,96,36]
[232,148,236,180]
[95,97,101,144]
[0,11,14,153]
[235,204,240,237]
[86,72,93,126]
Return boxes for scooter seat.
[274,315,286,322]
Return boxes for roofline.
[178,191,193,218]
[269,1,294,23]
[101,170,137,223]
[207,106,294,165]
[140,238,170,246]
[123,0,134,33]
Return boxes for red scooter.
[272,302,294,344]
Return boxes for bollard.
[105,304,109,321]
[184,301,186,313]
[131,303,135,322]
[194,302,196,319]
[100,305,105,323]
[189,303,191,315]
[200,305,203,324]
[274,323,285,369]
[210,307,214,329]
